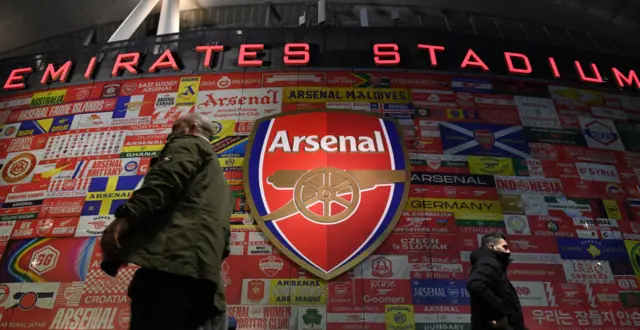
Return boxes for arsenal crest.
[474,129,495,149]
[244,110,410,280]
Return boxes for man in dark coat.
[467,232,526,330]
[100,113,233,330]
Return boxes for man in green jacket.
[100,113,233,330]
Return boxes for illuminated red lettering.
[417,44,445,67]
[238,44,264,67]
[284,43,310,66]
[611,68,640,88]
[373,43,400,66]
[3,68,33,90]
[574,61,603,84]
[40,61,73,85]
[196,45,224,69]
[148,49,179,73]
[84,56,97,80]
[111,52,140,77]
[548,57,561,78]
[460,49,489,71]
[504,52,531,75]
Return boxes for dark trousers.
[128,268,223,330]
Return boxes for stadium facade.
[0,1,640,330]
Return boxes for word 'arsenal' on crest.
[244,110,410,280]
[267,131,386,153]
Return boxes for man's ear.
[189,123,199,134]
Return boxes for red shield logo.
[244,110,410,280]
[474,129,495,149]
[121,83,136,95]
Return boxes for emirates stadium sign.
[2,43,640,91]
[243,110,410,280]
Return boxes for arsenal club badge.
[244,110,410,280]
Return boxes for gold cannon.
[263,167,407,223]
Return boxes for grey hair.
[178,113,214,138]
[192,113,215,138]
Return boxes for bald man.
[101,113,233,330]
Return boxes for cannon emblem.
[263,167,406,223]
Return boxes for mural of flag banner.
[618,170,640,199]
[176,76,201,106]
[500,194,547,216]
[411,279,470,305]
[410,154,468,174]
[240,278,328,305]
[440,122,530,158]
[468,94,521,126]
[119,77,180,95]
[284,87,410,104]
[412,185,499,200]
[412,89,457,107]
[0,181,49,222]
[548,85,604,105]
[1,149,46,185]
[467,156,515,176]
[623,240,640,277]
[0,237,95,282]
[556,237,630,262]
[231,185,250,223]
[395,211,457,235]
[579,117,625,151]
[196,88,282,122]
[213,136,248,159]
[628,199,640,221]
[600,199,627,220]
[514,96,561,129]
[493,79,550,98]
[406,198,503,225]
[8,99,116,124]
[411,173,495,187]
[495,176,563,197]
[226,306,291,329]
[261,72,326,88]
[545,197,602,220]
[413,305,471,330]
[523,127,586,146]
[617,122,640,152]
[151,105,192,125]
[45,178,91,198]
[17,116,74,136]
[451,77,492,93]
[0,282,59,311]
[111,95,154,126]
[504,214,573,238]
[0,122,20,139]
[559,178,598,199]
[81,176,144,216]
[510,159,544,177]
[42,158,151,180]
[120,133,166,158]
[30,89,67,107]
[409,255,466,280]
[348,72,416,88]
[33,217,79,238]
[42,130,126,162]
[210,120,239,141]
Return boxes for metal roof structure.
[0,0,638,58]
